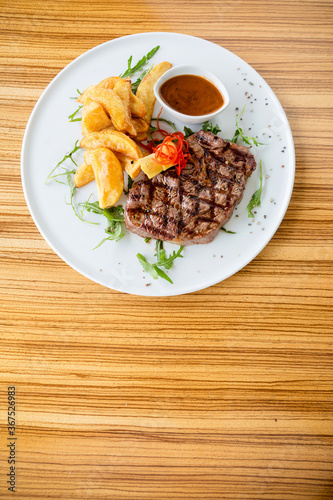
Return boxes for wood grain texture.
[0,0,333,498]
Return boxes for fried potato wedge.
[81,98,113,136]
[97,76,124,89]
[129,92,146,118]
[83,88,128,131]
[132,117,149,134]
[77,85,95,104]
[115,153,142,179]
[74,161,95,188]
[78,75,146,117]
[113,80,137,136]
[136,62,172,124]
[135,132,148,141]
[77,76,124,104]
[128,117,149,141]
[86,148,124,208]
[84,149,95,166]
[80,129,142,159]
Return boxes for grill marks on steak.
[125,130,257,245]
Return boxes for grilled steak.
[125,130,257,245]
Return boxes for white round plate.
[21,33,295,296]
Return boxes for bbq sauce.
[159,74,224,116]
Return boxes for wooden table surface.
[1,1,332,498]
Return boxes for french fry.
[83,88,127,131]
[132,117,149,134]
[74,147,101,188]
[85,148,124,209]
[77,85,94,104]
[96,76,125,89]
[74,161,94,188]
[113,80,137,136]
[78,75,146,117]
[135,132,148,141]
[129,92,146,117]
[81,98,113,136]
[136,62,172,124]
[115,153,142,179]
[77,76,124,104]
[80,129,142,159]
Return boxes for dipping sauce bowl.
[154,65,230,125]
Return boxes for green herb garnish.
[150,117,178,134]
[184,123,220,138]
[144,238,151,243]
[230,105,264,146]
[137,254,164,281]
[63,172,87,221]
[79,201,125,247]
[93,225,124,249]
[49,168,90,222]
[69,89,83,122]
[120,46,160,79]
[79,200,124,223]
[155,240,183,270]
[123,174,133,195]
[68,105,83,122]
[45,140,81,184]
[46,169,76,182]
[184,126,194,139]
[148,117,178,145]
[45,141,99,222]
[131,64,153,95]
[202,121,221,135]
[221,227,236,234]
[70,89,82,99]
[247,159,263,218]
[137,240,183,284]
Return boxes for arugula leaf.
[136,240,183,284]
[155,239,166,263]
[150,117,178,133]
[154,266,173,283]
[184,126,194,139]
[49,167,92,223]
[221,227,236,234]
[45,146,98,223]
[120,46,160,79]
[79,202,125,247]
[137,254,173,284]
[155,240,183,270]
[93,227,124,249]
[137,253,159,280]
[69,90,83,122]
[46,168,76,182]
[123,174,133,195]
[45,140,81,184]
[230,105,264,147]
[80,201,124,222]
[62,170,82,220]
[70,89,82,99]
[202,121,221,135]
[148,117,178,145]
[68,105,83,122]
[131,64,153,94]
[247,159,263,218]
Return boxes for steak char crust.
[124,130,257,245]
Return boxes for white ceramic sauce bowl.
[154,65,230,125]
